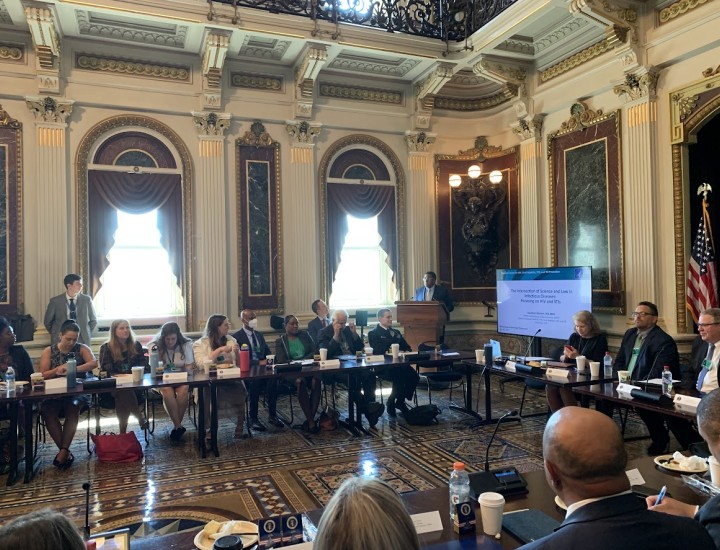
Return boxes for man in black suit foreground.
[522,407,714,550]
[647,389,720,547]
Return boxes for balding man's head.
[543,407,628,503]
[698,389,720,459]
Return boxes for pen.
[655,485,668,505]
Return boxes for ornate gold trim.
[659,0,711,24]
[540,36,614,82]
[670,69,720,144]
[75,115,195,329]
[317,135,406,300]
[0,43,24,62]
[230,72,283,91]
[318,82,403,104]
[75,54,191,82]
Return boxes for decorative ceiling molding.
[496,36,534,56]
[449,71,491,86]
[286,120,322,144]
[202,30,230,89]
[0,43,24,62]
[191,111,231,136]
[434,85,517,111]
[25,95,74,123]
[75,54,190,81]
[318,82,402,104]
[0,0,12,25]
[328,53,421,77]
[534,17,591,54]
[238,35,290,61]
[613,66,660,102]
[413,62,454,128]
[659,0,711,24]
[569,0,636,43]
[539,35,614,82]
[472,57,527,95]
[75,11,187,48]
[24,5,59,70]
[230,72,283,91]
[294,44,327,119]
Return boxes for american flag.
[687,197,719,323]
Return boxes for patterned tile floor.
[0,377,656,541]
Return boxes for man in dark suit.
[44,273,97,346]
[317,309,384,426]
[614,301,697,454]
[684,308,720,394]
[367,308,418,416]
[522,407,714,550]
[307,299,330,344]
[232,309,282,431]
[647,389,720,548]
[414,271,454,313]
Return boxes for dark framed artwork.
[548,102,624,312]
[0,106,23,317]
[236,122,282,313]
[435,140,520,304]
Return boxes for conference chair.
[417,341,466,406]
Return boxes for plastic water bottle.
[603,352,613,378]
[449,462,471,521]
[66,352,77,389]
[662,365,673,396]
[5,366,16,395]
[149,344,159,377]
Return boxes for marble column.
[405,131,437,296]
[25,96,74,328]
[285,121,322,314]
[614,68,660,306]
[192,111,231,328]
[512,115,545,267]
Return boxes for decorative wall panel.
[0,106,22,316]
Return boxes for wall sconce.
[467,165,481,179]
[489,170,503,184]
[449,174,462,188]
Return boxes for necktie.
[626,334,643,380]
[697,344,714,391]
[251,331,259,360]
[425,288,431,301]
[68,298,77,320]
[321,318,327,328]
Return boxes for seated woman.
[0,317,33,472]
[193,314,248,439]
[314,476,420,550]
[0,508,86,550]
[275,314,321,433]
[38,320,97,469]
[98,319,149,433]
[148,322,194,441]
[546,310,608,412]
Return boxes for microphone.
[83,482,91,539]
[482,301,495,319]
[522,329,541,362]
[470,410,527,497]
[485,410,518,472]
[642,344,670,388]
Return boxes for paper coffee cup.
[364,346,373,356]
[478,492,505,536]
[617,370,630,383]
[475,349,483,363]
[131,366,145,383]
[391,343,400,359]
[203,362,212,375]
[710,456,720,486]
[590,361,601,377]
[319,348,328,361]
[575,355,587,372]
[266,355,275,366]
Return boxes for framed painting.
[548,102,625,312]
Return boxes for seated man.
[614,301,698,454]
[317,309,384,426]
[522,407,714,549]
[368,308,418,416]
[232,309,282,431]
[308,299,330,345]
[684,308,720,394]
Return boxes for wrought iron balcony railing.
[209,0,518,42]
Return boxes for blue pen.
[655,485,668,505]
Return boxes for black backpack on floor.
[404,404,441,425]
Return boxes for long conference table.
[0,350,477,485]
[131,455,711,549]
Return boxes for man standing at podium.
[414,271,454,312]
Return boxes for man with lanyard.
[232,309,282,431]
[686,308,720,394]
[614,301,697,454]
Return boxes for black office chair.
[417,341,465,405]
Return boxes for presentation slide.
[496,266,592,341]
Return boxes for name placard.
[505,360,517,372]
[617,382,640,398]
[217,367,242,379]
[365,355,386,363]
[545,368,570,379]
[319,359,341,369]
[163,372,188,383]
[674,394,701,415]
[113,374,134,386]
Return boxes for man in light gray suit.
[44,273,97,345]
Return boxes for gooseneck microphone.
[642,344,670,387]
[523,329,541,363]
[485,410,519,472]
[83,482,91,539]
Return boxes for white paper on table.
[646,378,680,386]
[411,510,443,534]
[626,468,646,486]
[442,352,460,356]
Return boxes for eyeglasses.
[631,312,655,318]
[697,322,720,328]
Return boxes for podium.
[394,301,449,350]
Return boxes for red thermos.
[240,344,250,372]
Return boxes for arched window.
[319,137,406,309]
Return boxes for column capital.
[25,95,73,124]
[286,120,322,144]
[405,131,436,153]
[511,115,544,142]
[613,66,660,102]
[192,111,231,136]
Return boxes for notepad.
[502,509,560,544]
